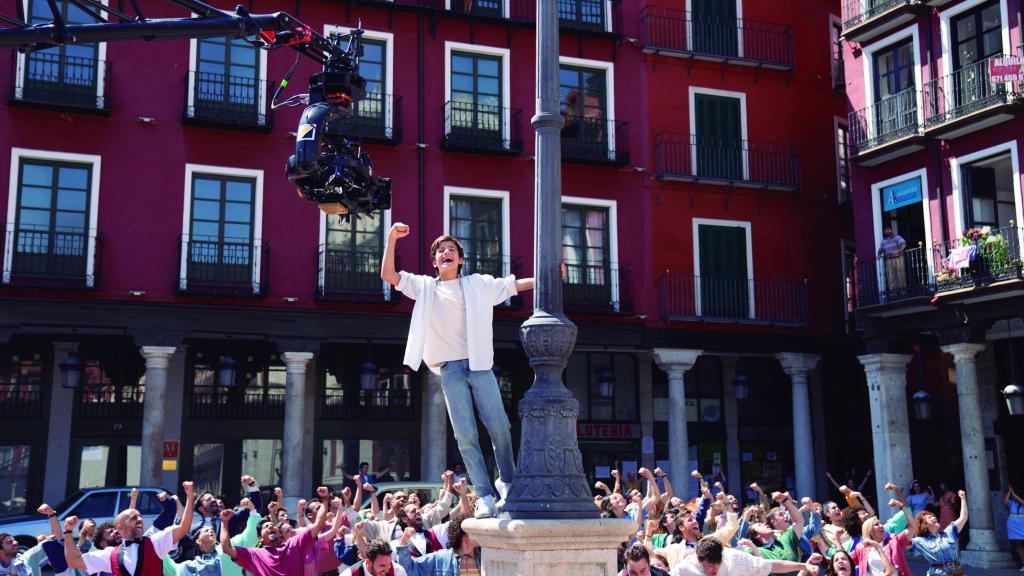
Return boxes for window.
[830,18,844,90]
[75,444,140,489]
[321,439,412,487]
[560,64,608,159]
[241,439,282,487]
[188,352,286,418]
[0,356,44,418]
[565,352,637,421]
[450,51,503,139]
[68,491,118,517]
[449,195,504,276]
[322,213,386,295]
[0,445,31,516]
[693,91,744,180]
[184,172,259,291]
[562,204,611,305]
[193,443,224,497]
[951,0,1001,70]
[19,0,103,109]
[836,122,851,203]
[189,37,265,126]
[873,39,914,103]
[559,0,607,31]
[962,153,1015,229]
[325,29,395,141]
[451,0,502,17]
[690,0,739,57]
[695,220,751,319]
[352,39,387,130]
[11,160,92,282]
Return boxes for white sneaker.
[495,478,510,501]
[474,495,496,519]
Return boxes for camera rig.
[0,0,391,219]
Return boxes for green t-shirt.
[757,527,801,576]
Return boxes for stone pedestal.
[463,518,635,576]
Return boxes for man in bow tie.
[62,482,196,576]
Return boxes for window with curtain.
[560,65,608,154]
[450,196,503,276]
[562,205,610,299]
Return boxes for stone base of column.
[961,529,1017,569]
[463,518,635,576]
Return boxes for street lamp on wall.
[912,390,932,420]
[360,361,379,391]
[732,373,750,400]
[1004,383,1024,415]
[59,351,84,389]
[217,355,238,388]
[596,368,615,399]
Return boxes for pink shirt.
[850,531,912,576]
[235,527,314,576]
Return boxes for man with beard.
[395,511,479,576]
[390,505,442,559]
[176,477,263,562]
[162,498,260,576]
[219,496,328,576]
[63,482,196,576]
[339,540,405,576]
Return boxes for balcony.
[442,101,523,155]
[75,387,144,419]
[448,0,534,19]
[317,247,399,303]
[4,228,100,289]
[923,55,1023,139]
[658,274,808,326]
[558,0,622,33]
[326,94,402,144]
[855,244,934,309]
[184,70,271,131]
[187,390,286,419]
[10,51,110,113]
[655,133,800,191]
[0,388,44,419]
[178,236,268,297]
[934,225,1023,295]
[319,388,416,420]
[841,0,921,43]
[561,117,629,165]
[848,87,925,165]
[640,7,795,70]
[563,261,632,314]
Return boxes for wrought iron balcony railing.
[187,391,286,419]
[4,228,100,289]
[319,389,416,420]
[326,93,402,144]
[0,388,45,419]
[317,246,398,303]
[11,51,110,112]
[457,255,524,309]
[655,133,800,190]
[640,6,794,69]
[923,54,1021,131]
[178,235,269,297]
[563,261,632,314]
[442,101,523,155]
[934,225,1023,292]
[558,0,621,33]
[185,70,270,130]
[855,244,934,307]
[848,87,923,156]
[75,386,144,419]
[658,274,807,325]
[841,0,919,36]
[561,116,629,165]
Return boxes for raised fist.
[839,485,851,495]
[638,467,652,479]
[37,504,55,516]
[182,482,194,494]
[317,487,330,498]
[362,483,375,493]
[884,482,897,491]
[888,499,903,508]
[298,499,308,510]
[63,516,78,533]
[240,498,254,510]
[220,509,233,522]
[241,475,255,486]
[958,490,966,499]
[654,467,666,478]
[389,223,411,241]
[274,487,283,497]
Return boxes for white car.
[0,487,168,552]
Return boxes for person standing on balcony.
[381,222,534,519]
[877,227,907,296]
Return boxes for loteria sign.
[990,56,1024,83]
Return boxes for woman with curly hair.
[909,490,969,576]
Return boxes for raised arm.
[296,499,308,528]
[219,510,237,560]
[864,541,894,576]
[309,494,329,535]
[826,472,843,493]
[857,470,872,492]
[611,469,622,495]
[129,488,139,512]
[172,482,195,544]
[657,468,675,505]
[381,223,408,286]
[322,498,344,542]
[770,559,820,575]
[62,516,86,570]
[368,484,380,518]
[776,492,804,535]
[514,278,534,292]
[954,490,969,533]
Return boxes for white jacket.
[396,271,518,373]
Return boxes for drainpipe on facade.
[926,7,950,245]
[417,13,426,274]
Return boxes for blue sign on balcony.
[882,177,922,211]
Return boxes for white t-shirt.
[340,563,407,576]
[423,279,469,367]
[81,527,176,576]
[671,547,775,576]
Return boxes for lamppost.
[499,0,595,519]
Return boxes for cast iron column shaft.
[501,0,596,519]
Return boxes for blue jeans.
[439,359,515,498]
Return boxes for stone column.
[140,346,177,487]
[776,353,820,500]
[160,347,186,489]
[421,370,448,481]
[720,356,742,495]
[43,342,77,503]
[637,352,655,470]
[857,353,912,519]
[281,352,314,509]
[653,348,702,497]
[941,343,1015,568]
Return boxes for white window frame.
[684,0,743,56]
[562,196,620,310]
[443,185,511,277]
[829,14,843,87]
[938,0,1011,79]
[869,167,934,268]
[318,209,393,299]
[444,41,512,149]
[861,24,923,140]
[688,86,748,180]
[444,0,511,19]
[692,218,754,319]
[559,55,618,162]
[14,0,109,109]
[834,116,851,204]
[325,25,394,134]
[4,148,102,287]
[840,238,857,334]
[186,34,269,126]
[949,140,1022,236]
[180,163,265,294]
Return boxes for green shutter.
[695,93,743,180]
[698,224,749,318]
[691,0,738,57]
